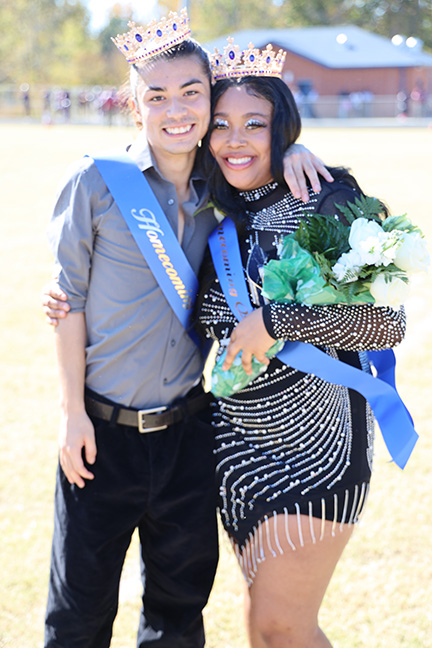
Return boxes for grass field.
[1,122,431,647]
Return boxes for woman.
[196,43,406,647]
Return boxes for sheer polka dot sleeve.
[262,302,406,351]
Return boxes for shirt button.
[170,339,176,347]
[163,378,168,384]
[168,198,175,205]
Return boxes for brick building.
[206,26,432,118]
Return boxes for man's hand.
[55,311,92,488]
[223,308,276,375]
[59,410,97,488]
[42,281,70,326]
[283,143,334,203]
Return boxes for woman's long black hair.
[203,76,372,223]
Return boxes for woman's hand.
[283,143,334,203]
[223,308,276,375]
[42,281,70,326]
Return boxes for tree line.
[1,0,431,87]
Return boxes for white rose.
[349,218,383,251]
[370,274,409,309]
[393,232,430,273]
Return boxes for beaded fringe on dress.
[230,482,370,585]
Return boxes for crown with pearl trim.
[210,38,286,82]
[111,8,191,64]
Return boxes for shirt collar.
[127,131,209,211]
[127,130,155,172]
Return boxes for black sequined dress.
[197,180,405,574]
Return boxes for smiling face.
[132,55,211,166]
[209,85,273,191]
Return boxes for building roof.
[205,25,432,69]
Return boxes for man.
[44,9,330,648]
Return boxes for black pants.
[45,403,218,647]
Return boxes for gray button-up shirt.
[48,135,217,409]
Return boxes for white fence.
[1,84,431,123]
[0,84,133,126]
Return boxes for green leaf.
[335,195,384,224]
[382,214,423,235]
[294,213,350,262]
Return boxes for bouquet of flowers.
[262,195,429,308]
[211,196,429,398]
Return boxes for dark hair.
[203,76,301,221]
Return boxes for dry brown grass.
[1,122,431,647]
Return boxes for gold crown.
[111,8,191,64]
[210,38,286,82]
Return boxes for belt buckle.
[138,406,168,433]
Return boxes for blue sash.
[209,217,418,469]
[90,155,199,332]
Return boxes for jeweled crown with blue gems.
[111,8,191,64]
[210,38,286,82]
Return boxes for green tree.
[351,0,432,51]
[49,2,96,85]
[0,0,97,85]
[178,0,432,51]
[189,0,282,42]
[276,0,356,26]
[157,0,181,14]
[95,5,133,85]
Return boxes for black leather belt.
[85,391,212,433]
